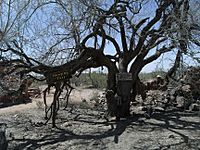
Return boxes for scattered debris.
[168,66,200,110]
[134,67,200,114]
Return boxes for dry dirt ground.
[0,87,200,150]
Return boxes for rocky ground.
[0,87,199,150]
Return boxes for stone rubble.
[135,66,200,114]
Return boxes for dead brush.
[90,92,106,110]
[35,100,44,109]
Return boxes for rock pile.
[168,66,200,111]
[136,66,200,113]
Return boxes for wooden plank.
[116,73,132,81]
[47,70,69,82]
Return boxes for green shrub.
[71,72,107,89]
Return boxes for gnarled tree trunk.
[106,58,139,120]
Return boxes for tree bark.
[52,88,58,127]
[116,80,132,118]
[107,57,133,119]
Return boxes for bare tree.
[0,0,199,126]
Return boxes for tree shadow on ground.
[145,110,200,149]
[9,110,200,150]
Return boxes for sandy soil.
[0,88,200,150]
[0,87,103,114]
